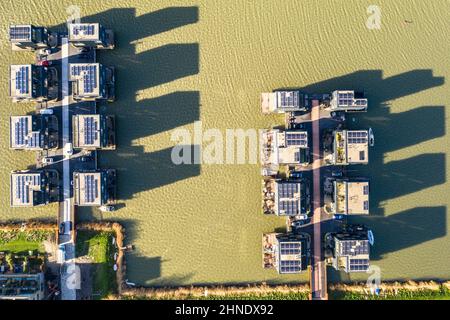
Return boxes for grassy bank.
[76,230,117,299]
[331,286,450,300]
[121,292,310,300]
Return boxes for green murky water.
[1,0,450,286]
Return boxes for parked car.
[331,170,343,177]
[63,143,73,157]
[42,157,53,164]
[290,171,303,179]
[39,108,53,115]
[99,205,115,212]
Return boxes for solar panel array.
[347,131,368,144]
[15,174,41,204]
[286,132,307,147]
[9,26,31,41]
[349,258,370,272]
[15,66,30,95]
[72,24,95,36]
[280,91,299,108]
[279,260,301,273]
[278,183,300,216]
[13,118,42,148]
[14,117,28,146]
[354,99,368,106]
[340,240,369,256]
[337,92,355,106]
[71,65,98,94]
[280,242,301,255]
[83,116,98,145]
[84,174,99,203]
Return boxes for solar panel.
[363,201,369,211]
[347,131,368,144]
[363,185,369,195]
[349,258,370,271]
[341,240,369,256]
[15,117,28,145]
[280,242,302,255]
[72,24,95,36]
[15,174,41,204]
[286,132,307,147]
[15,66,30,95]
[71,65,98,94]
[83,116,98,145]
[279,91,300,108]
[279,260,301,273]
[10,26,31,41]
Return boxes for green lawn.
[76,230,117,299]
[0,230,49,254]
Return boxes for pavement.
[310,99,328,300]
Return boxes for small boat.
[125,279,136,287]
[368,230,375,246]
[369,128,375,147]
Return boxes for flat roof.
[334,130,369,164]
[262,129,308,165]
[73,114,101,148]
[261,91,302,113]
[334,237,370,272]
[10,64,32,98]
[10,115,43,150]
[68,23,100,41]
[335,180,369,215]
[332,90,368,110]
[70,63,100,97]
[10,172,42,207]
[74,172,102,206]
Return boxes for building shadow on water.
[50,7,201,209]
[293,70,447,281]
[295,69,446,214]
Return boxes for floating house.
[10,115,58,150]
[330,179,369,216]
[10,170,58,207]
[72,114,116,150]
[330,225,371,273]
[329,90,368,112]
[0,273,45,300]
[10,64,48,102]
[263,179,310,216]
[69,63,115,102]
[262,232,310,274]
[8,25,49,51]
[261,129,309,168]
[261,91,308,114]
[73,170,116,207]
[332,129,369,165]
[68,23,114,49]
